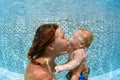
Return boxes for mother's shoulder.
[25,63,52,80]
[33,69,51,80]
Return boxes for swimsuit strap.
[45,59,55,80]
[44,59,52,74]
[31,60,41,66]
[31,59,55,80]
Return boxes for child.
[55,29,93,80]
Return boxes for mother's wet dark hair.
[27,24,59,62]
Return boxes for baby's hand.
[55,66,63,73]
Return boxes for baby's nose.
[68,38,72,44]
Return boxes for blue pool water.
[0,0,120,80]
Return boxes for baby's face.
[69,31,81,49]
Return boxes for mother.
[25,24,69,80]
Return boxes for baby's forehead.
[75,30,82,33]
[74,30,82,35]
[74,31,85,39]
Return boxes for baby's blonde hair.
[77,29,93,48]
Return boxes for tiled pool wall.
[0,0,120,80]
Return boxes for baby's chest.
[69,52,74,60]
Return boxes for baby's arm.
[55,50,84,73]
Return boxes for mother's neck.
[36,52,57,73]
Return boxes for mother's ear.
[47,43,55,51]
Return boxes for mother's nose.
[69,38,73,41]
[65,36,69,41]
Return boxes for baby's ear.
[79,42,85,48]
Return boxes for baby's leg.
[70,73,79,80]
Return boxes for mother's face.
[53,28,69,55]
